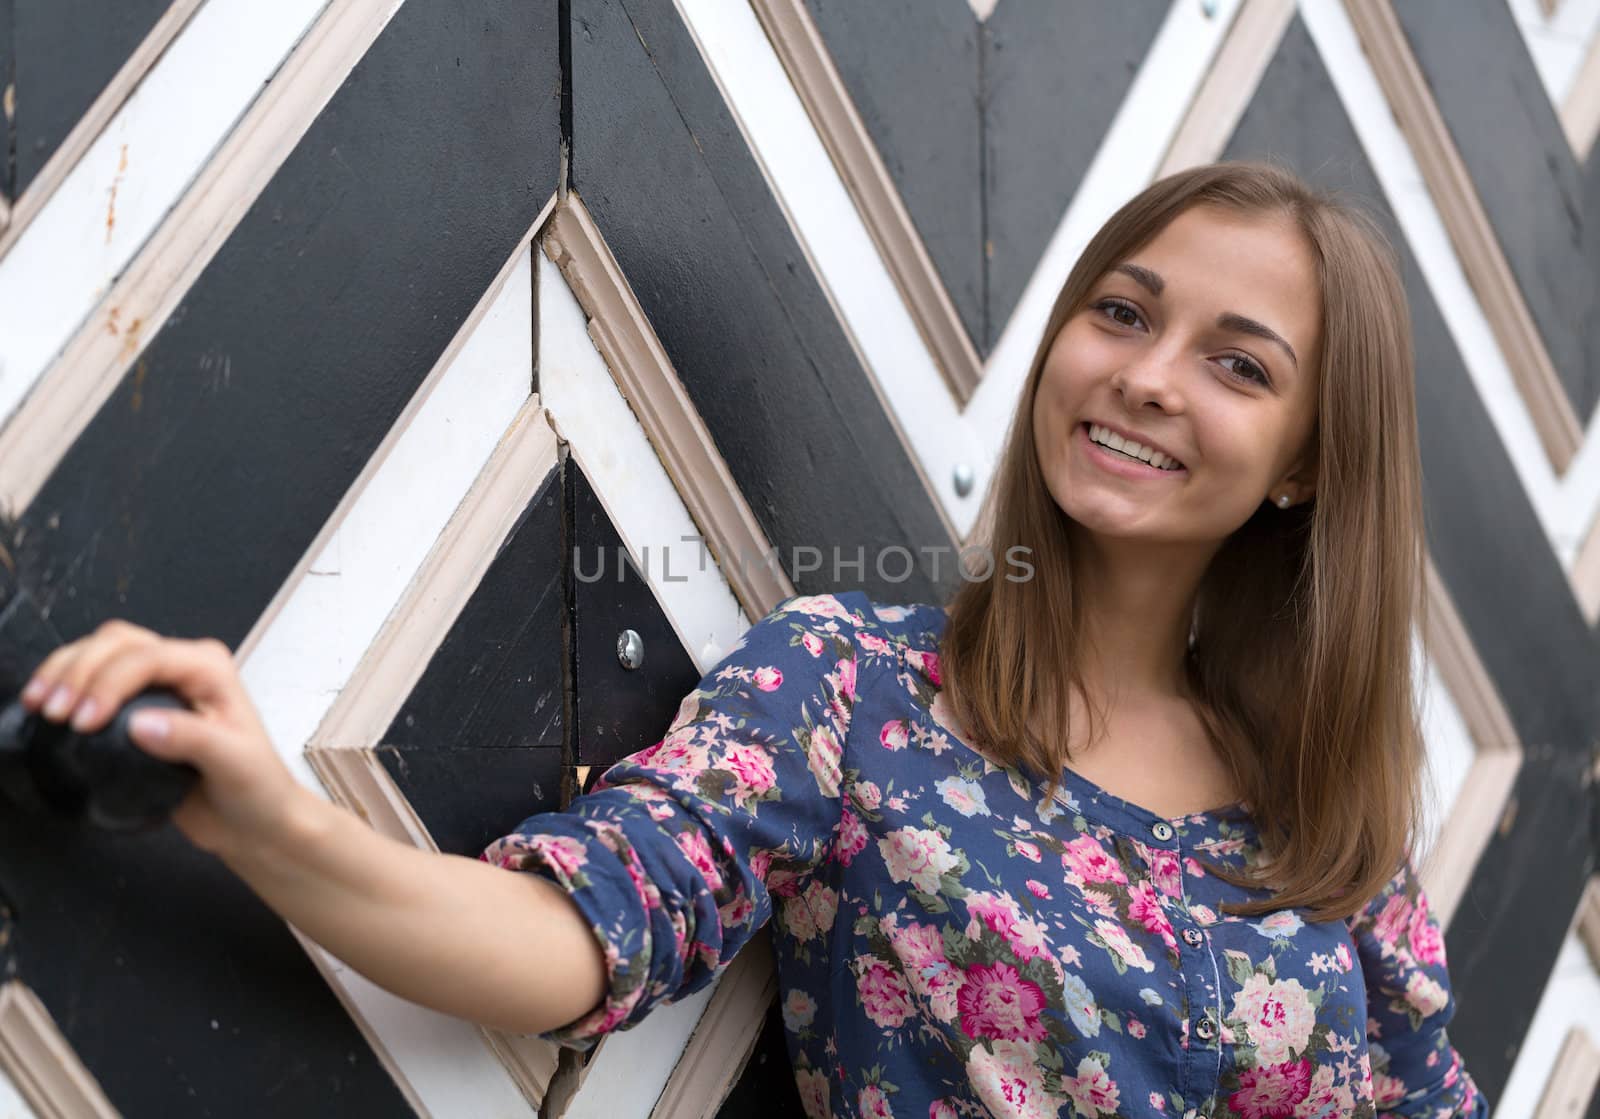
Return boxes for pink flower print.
[1092,919,1155,973]
[793,1066,831,1119]
[947,960,1049,1043]
[1404,971,1449,1016]
[1059,943,1082,968]
[1293,1065,1351,1119]
[880,720,910,751]
[751,665,783,692]
[879,827,960,894]
[646,801,674,822]
[887,919,963,1022]
[1014,839,1042,863]
[1334,942,1352,972]
[1128,880,1177,949]
[1191,905,1219,926]
[674,829,724,893]
[1081,889,1119,918]
[1371,1069,1406,1110]
[835,656,859,701]
[800,631,825,657]
[787,594,854,621]
[929,1101,958,1119]
[1062,835,1128,885]
[887,795,909,813]
[854,956,916,1029]
[858,1085,894,1119]
[516,834,589,880]
[852,780,883,810]
[834,807,869,866]
[1025,879,1051,899]
[807,724,843,797]
[719,892,754,929]
[936,776,989,817]
[905,648,943,686]
[1231,974,1316,1063]
[1149,1091,1167,1111]
[782,988,817,1032]
[1227,1059,1312,1119]
[964,890,1023,940]
[1062,1056,1122,1117]
[1407,898,1446,967]
[1183,856,1206,878]
[856,632,892,655]
[721,742,777,798]
[1371,893,1413,955]
[1146,847,1182,898]
[1128,1018,1147,1039]
[966,1041,1060,1119]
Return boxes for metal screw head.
[952,462,975,498]
[1200,0,1219,17]
[617,629,644,670]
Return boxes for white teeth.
[1087,423,1182,471]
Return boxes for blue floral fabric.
[481,591,1487,1118]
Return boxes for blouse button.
[1195,1016,1217,1041]
[1182,927,1204,947]
[1151,821,1174,841]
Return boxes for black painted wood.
[568,456,700,767]
[1388,0,1600,420]
[378,466,567,856]
[0,0,560,1112]
[384,470,565,757]
[571,0,956,605]
[799,2,1162,353]
[799,0,984,349]
[1223,17,1600,1104]
[715,967,809,1119]
[17,0,559,647]
[11,0,174,197]
[981,1,1166,352]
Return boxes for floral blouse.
[481,592,1488,1118]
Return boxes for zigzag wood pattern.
[5,0,172,200]
[571,0,956,607]
[0,0,559,1110]
[1222,16,1597,1103]
[802,0,1167,353]
[1388,0,1600,420]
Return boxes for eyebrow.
[1111,263,1299,371]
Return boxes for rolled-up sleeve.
[479,592,870,1048]
[1347,856,1489,1116]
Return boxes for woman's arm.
[224,785,607,1036]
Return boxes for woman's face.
[1032,204,1323,553]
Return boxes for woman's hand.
[18,620,300,858]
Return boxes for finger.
[127,704,219,765]
[24,621,158,722]
[68,637,242,735]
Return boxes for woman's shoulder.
[765,590,948,647]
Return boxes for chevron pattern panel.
[0,0,1595,1116]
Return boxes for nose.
[1112,349,1187,414]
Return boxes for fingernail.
[129,710,170,743]
[69,698,100,732]
[43,685,74,720]
[20,678,47,705]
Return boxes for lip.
[1077,422,1188,479]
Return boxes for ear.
[1268,453,1318,508]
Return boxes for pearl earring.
[1277,494,1291,508]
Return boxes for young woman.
[19,161,1486,1117]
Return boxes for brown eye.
[1093,298,1143,329]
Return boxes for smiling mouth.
[1082,423,1186,472]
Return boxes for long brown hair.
[941,160,1425,921]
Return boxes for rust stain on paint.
[118,317,144,361]
[2,83,14,124]
[105,144,129,244]
[130,359,148,412]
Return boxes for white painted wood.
[0,1064,39,1119]
[680,0,1240,540]
[0,0,333,430]
[236,248,539,1117]
[966,0,1245,454]
[1301,0,1600,574]
[1413,642,1478,881]
[1507,0,1600,106]
[1501,914,1600,1117]
[536,244,753,1118]
[537,249,748,671]
[675,0,982,535]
